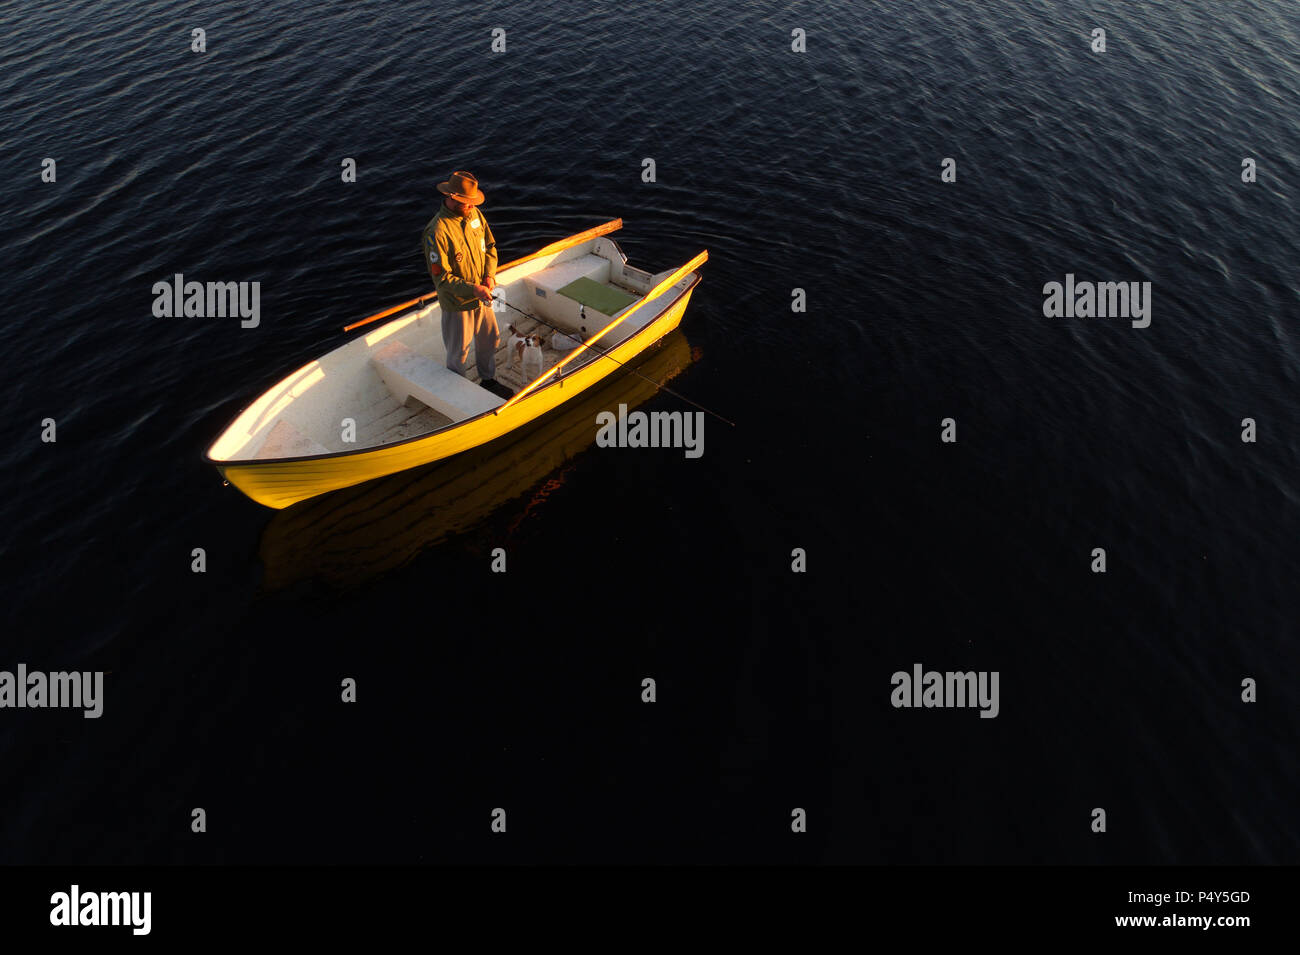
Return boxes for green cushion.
[557,277,640,316]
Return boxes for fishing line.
[493,296,736,428]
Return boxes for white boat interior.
[209,237,683,462]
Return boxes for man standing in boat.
[422,170,512,398]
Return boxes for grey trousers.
[442,303,500,380]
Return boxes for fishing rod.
[493,296,736,428]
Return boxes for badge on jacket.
[455,251,464,263]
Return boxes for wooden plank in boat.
[372,340,503,419]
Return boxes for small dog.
[521,336,544,382]
[508,324,545,381]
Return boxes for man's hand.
[485,276,496,292]
[473,284,493,303]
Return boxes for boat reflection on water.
[258,329,696,591]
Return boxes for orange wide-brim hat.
[437,170,485,205]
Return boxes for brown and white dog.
[508,324,545,381]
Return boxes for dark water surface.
[1,0,1297,863]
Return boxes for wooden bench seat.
[372,340,504,420]
[523,254,611,299]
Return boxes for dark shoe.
[480,378,513,399]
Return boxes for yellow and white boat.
[205,220,707,509]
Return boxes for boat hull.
[215,284,696,509]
